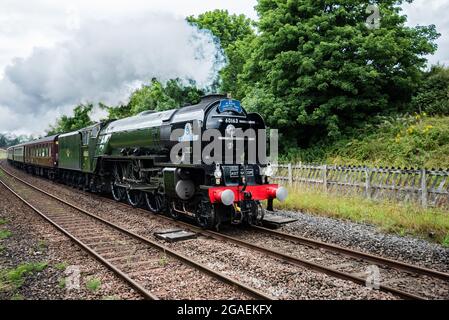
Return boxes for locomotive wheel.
[196,201,216,230]
[127,189,143,207]
[111,182,125,202]
[248,201,265,226]
[145,191,164,213]
[169,202,180,220]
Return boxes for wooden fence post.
[287,163,293,186]
[421,168,428,208]
[323,164,328,192]
[365,167,371,199]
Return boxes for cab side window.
[82,131,90,146]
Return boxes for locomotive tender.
[7,95,287,229]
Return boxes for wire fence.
[270,163,449,209]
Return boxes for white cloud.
[402,0,449,66]
[0,0,258,75]
[0,12,226,135]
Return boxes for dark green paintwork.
[58,132,81,171]
[92,110,175,163]
[13,146,24,163]
[59,110,176,174]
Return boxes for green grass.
[35,240,47,252]
[54,262,68,271]
[442,234,449,248]
[158,255,169,267]
[276,187,449,245]
[11,293,24,300]
[58,277,66,289]
[0,262,48,292]
[86,278,101,292]
[0,218,8,225]
[0,230,12,240]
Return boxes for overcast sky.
[0,0,447,136]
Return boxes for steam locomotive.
[7,94,287,230]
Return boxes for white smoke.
[0,12,225,133]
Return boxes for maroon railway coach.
[9,135,60,179]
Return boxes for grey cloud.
[0,13,225,118]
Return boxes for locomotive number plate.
[229,168,254,178]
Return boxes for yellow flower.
[422,125,434,134]
[406,126,415,135]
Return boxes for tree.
[47,103,94,135]
[412,65,449,115]
[240,0,439,149]
[102,79,204,120]
[0,133,27,148]
[188,10,255,98]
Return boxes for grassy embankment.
[287,114,449,168]
[278,115,449,245]
[275,187,449,246]
[326,114,449,168]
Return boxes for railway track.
[2,163,449,300]
[0,166,272,300]
[223,227,449,300]
[92,184,449,300]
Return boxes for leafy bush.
[102,79,204,120]
[412,65,449,115]
[47,104,94,135]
